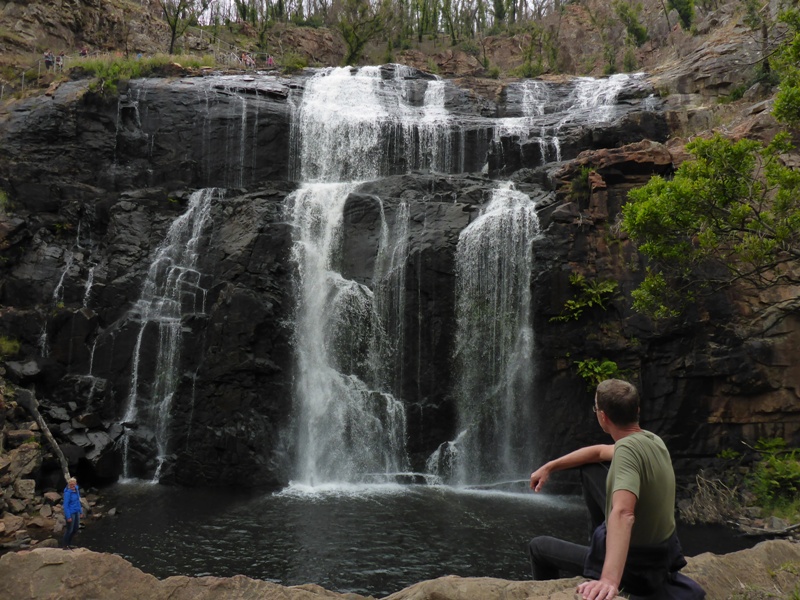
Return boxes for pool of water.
[77,481,755,598]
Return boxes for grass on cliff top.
[78,53,217,94]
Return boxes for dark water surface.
[78,482,754,597]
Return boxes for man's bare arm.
[576,489,637,600]
[530,444,614,492]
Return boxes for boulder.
[5,429,38,448]
[43,491,61,505]
[12,478,36,500]
[5,442,43,480]
[0,541,798,600]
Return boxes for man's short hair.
[596,379,639,425]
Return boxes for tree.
[159,0,213,55]
[667,0,694,30]
[621,134,800,318]
[337,0,386,65]
[614,0,648,47]
[774,7,800,126]
[741,0,774,77]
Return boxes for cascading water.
[495,73,645,164]
[288,67,417,485]
[120,188,219,481]
[438,183,541,485]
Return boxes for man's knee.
[528,535,560,580]
[529,535,552,558]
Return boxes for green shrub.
[551,272,619,323]
[667,0,694,30]
[0,189,10,214]
[79,54,216,96]
[509,59,544,78]
[0,336,20,358]
[281,51,308,73]
[575,358,623,389]
[570,166,593,200]
[748,438,800,514]
[459,40,481,57]
[623,45,638,72]
[718,448,742,461]
[487,65,501,79]
[614,1,649,47]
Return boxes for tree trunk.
[16,389,71,484]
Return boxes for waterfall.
[83,266,95,308]
[120,188,218,481]
[448,183,541,484]
[494,74,644,166]
[288,67,416,485]
[52,251,74,304]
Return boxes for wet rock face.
[0,67,796,490]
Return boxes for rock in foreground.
[1,540,799,600]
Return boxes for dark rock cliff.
[0,65,797,492]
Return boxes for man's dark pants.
[528,463,608,580]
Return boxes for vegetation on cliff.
[621,5,800,319]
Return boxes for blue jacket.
[63,485,82,518]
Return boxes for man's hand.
[576,578,619,600]
[529,464,550,492]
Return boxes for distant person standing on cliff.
[62,477,83,549]
[528,379,705,600]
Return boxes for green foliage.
[622,133,800,317]
[622,45,638,72]
[337,0,386,65]
[509,59,544,78]
[668,0,694,29]
[291,14,325,28]
[614,1,649,47]
[80,54,214,96]
[718,83,747,103]
[748,438,800,514]
[570,166,593,200]
[551,272,619,322]
[487,65,501,79]
[718,447,742,461]
[602,43,617,75]
[0,336,20,359]
[280,51,308,73]
[0,189,10,214]
[575,357,623,389]
[774,8,800,126]
[459,39,481,57]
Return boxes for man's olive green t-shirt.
[605,430,676,546]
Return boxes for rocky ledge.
[1,540,798,600]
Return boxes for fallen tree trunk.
[16,388,71,483]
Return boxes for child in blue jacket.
[62,477,83,548]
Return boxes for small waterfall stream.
[120,188,219,481]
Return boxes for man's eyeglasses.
[592,404,599,413]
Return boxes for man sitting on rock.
[528,378,705,600]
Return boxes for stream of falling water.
[433,183,541,484]
[120,188,219,480]
[288,67,413,485]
